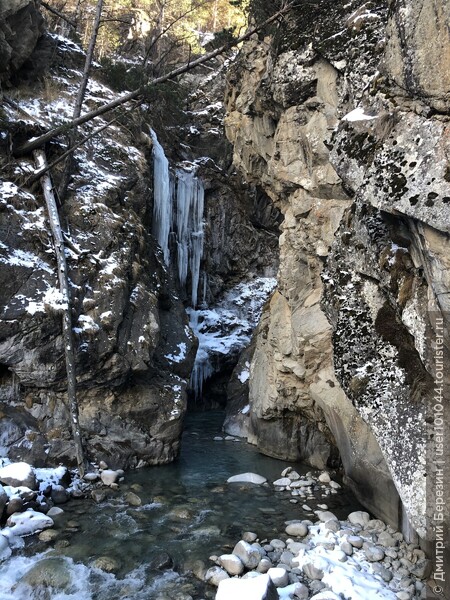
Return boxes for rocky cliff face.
[224,0,450,546]
[0,13,280,469]
[0,33,198,469]
[0,0,44,83]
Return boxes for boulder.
[6,509,53,536]
[219,554,244,576]
[19,557,71,589]
[233,540,262,569]
[216,574,279,600]
[204,566,229,586]
[347,511,370,527]
[0,462,37,490]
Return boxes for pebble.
[100,470,119,486]
[232,541,261,569]
[204,566,229,586]
[316,511,338,523]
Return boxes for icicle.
[175,169,205,307]
[150,129,172,265]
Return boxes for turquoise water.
[0,411,361,599]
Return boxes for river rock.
[316,511,338,523]
[409,559,432,579]
[19,557,71,589]
[219,554,244,576]
[257,558,273,573]
[293,582,309,599]
[6,496,23,516]
[273,477,291,487]
[47,506,64,517]
[364,544,385,562]
[148,551,173,571]
[285,521,308,537]
[233,540,262,569]
[243,531,258,543]
[227,473,267,485]
[51,485,69,504]
[91,489,107,503]
[310,593,341,600]
[318,472,331,484]
[377,531,397,547]
[0,463,37,490]
[216,574,279,600]
[347,535,363,548]
[347,511,370,527]
[6,509,54,536]
[340,541,353,556]
[92,556,120,572]
[38,529,59,542]
[100,470,119,486]
[268,567,289,587]
[204,566,229,586]
[324,520,340,533]
[125,491,142,506]
[83,472,99,482]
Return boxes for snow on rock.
[0,463,37,491]
[342,107,378,122]
[227,473,267,485]
[5,510,54,537]
[216,574,279,600]
[34,466,68,493]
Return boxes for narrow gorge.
[0,0,449,598]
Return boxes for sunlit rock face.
[224,0,450,542]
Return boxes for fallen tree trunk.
[15,3,291,156]
[33,149,85,477]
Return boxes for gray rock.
[293,582,309,599]
[268,567,289,587]
[219,554,244,576]
[19,558,71,589]
[0,463,37,490]
[51,485,69,504]
[270,539,286,550]
[409,559,432,580]
[204,566,229,586]
[233,540,261,569]
[364,544,385,562]
[257,558,273,573]
[347,511,370,527]
[243,531,258,543]
[340,541,353,556]
[100,470,119,486]
[377,531,397,548]
[279,551,294,567]
[0,485,7,515]
[324,520,340,533]
[273,477,292,487]
[318,472,331,483]
[285,522,308,537]
[347,535,363,548]
[316,511,338,523]
[6,496,23,516]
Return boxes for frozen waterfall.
[150,129,173,265]
[150,130,205,307]
[176,169,205,308]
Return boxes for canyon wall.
[224,0,450,545]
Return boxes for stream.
[0,411,361,600]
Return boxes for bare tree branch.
[41,1,77,28]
